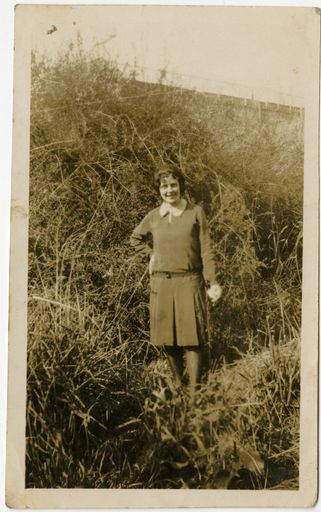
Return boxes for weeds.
[26,45,302,488]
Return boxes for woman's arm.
[196,205,217,286]
[196,206,222,303]
[130,212,153,260]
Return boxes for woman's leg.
[164,346,184,387]
[184,347,203,396]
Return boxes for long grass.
[26,44,302,488]
[26,293,300,488]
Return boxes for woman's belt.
[151,270,201,279]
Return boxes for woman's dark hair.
[154,165,186,193]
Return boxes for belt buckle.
[165,272,171,279]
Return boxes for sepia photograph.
[6,3,319,508]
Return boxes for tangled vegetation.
[26,44,303,488]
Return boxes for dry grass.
[26,300,300,488]
[26,45,302,489]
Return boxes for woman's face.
[159,174,181,206]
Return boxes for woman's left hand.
[207,283,222,304]
[149,254,155,275]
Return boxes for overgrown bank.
[27,46,302,488]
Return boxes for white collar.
[159,198,187,218]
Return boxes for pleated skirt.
[149,273,207,346]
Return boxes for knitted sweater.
[130,202,216,285]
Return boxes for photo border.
[5,4,319,508]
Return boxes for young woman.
[130,166,221,397]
